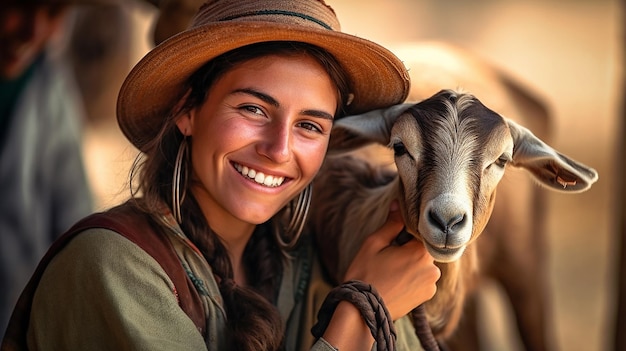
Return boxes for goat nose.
[428,210,467,235]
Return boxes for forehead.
[391,93,512,166]
[209,54,339,111]
[407,94,509,140]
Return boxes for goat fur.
[309,89,598,345]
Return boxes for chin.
[426,244,467,263]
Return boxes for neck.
[188,187,258,286]
[216,224,254,287]
[231,252,248,286]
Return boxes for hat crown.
[118,0,409,152]
[192,0,341,31]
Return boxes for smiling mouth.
[233,162,285,187]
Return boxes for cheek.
[298,142,329,180]
[472,185,498,239]
[193,113,242,149]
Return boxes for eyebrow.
[232,88,335,121]
[233,88,279,107]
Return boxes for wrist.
[323,302,374,350]
[312,280,397,351]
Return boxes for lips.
[425,243,465,263]
[233,162,285,187]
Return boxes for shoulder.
[48,202,182,289]
[29,227,208,350]
[44,227,175,289]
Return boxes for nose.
[256,121,291,163]
[428,209,467,236]
[422,193,472,248]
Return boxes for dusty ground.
[80,1,622,350]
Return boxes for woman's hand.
[342,200,441,321]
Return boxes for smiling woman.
[2,1,442,351]
[175,50,337,231]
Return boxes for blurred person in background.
[0,0,98,334]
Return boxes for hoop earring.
[276,183,312,250]
[172,137,189,224]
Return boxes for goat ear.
[328,103,413,154]
[507,119,599,193]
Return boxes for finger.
[390,239,436,266]
[397,238,431,257]
[367,202,405,246]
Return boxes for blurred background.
[70,0,622,350]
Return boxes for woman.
[2,1,440,350]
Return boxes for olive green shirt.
[27,215,424,350]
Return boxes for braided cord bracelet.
[311,280,397,351]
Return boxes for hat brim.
[117,21,410,152]
[12,0,118,4]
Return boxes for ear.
[174,90,193,136]
[175,112,192,136]
[328,103,412,154]
[507,119,599,193]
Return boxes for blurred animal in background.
[142,0,204,45]
[310,88,598,349]
[67,0,131,126]
[67,0,204,126]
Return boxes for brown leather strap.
[1,202,206,350]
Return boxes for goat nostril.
[447,214,466,231]
[428,210,446,230]
[428,210,466,233]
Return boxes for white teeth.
[254,173,264,183]
[234,163,285,187]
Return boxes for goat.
[388,41,558,351]
[68,7,590,345]
[392,41,558,351]
[309,89,598,347]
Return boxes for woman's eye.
[240,105,264,116]
[298,121,322,133]
[393,142,407,156]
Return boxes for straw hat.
[117,0,410,152]
[5,0,118,4]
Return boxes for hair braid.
[244,223,284,302]
[180,196,284,350]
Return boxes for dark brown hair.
[130,41,350,350]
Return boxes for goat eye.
[393,142,407,157]
[493,155,510,168]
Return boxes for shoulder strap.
[1,202,206,351]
